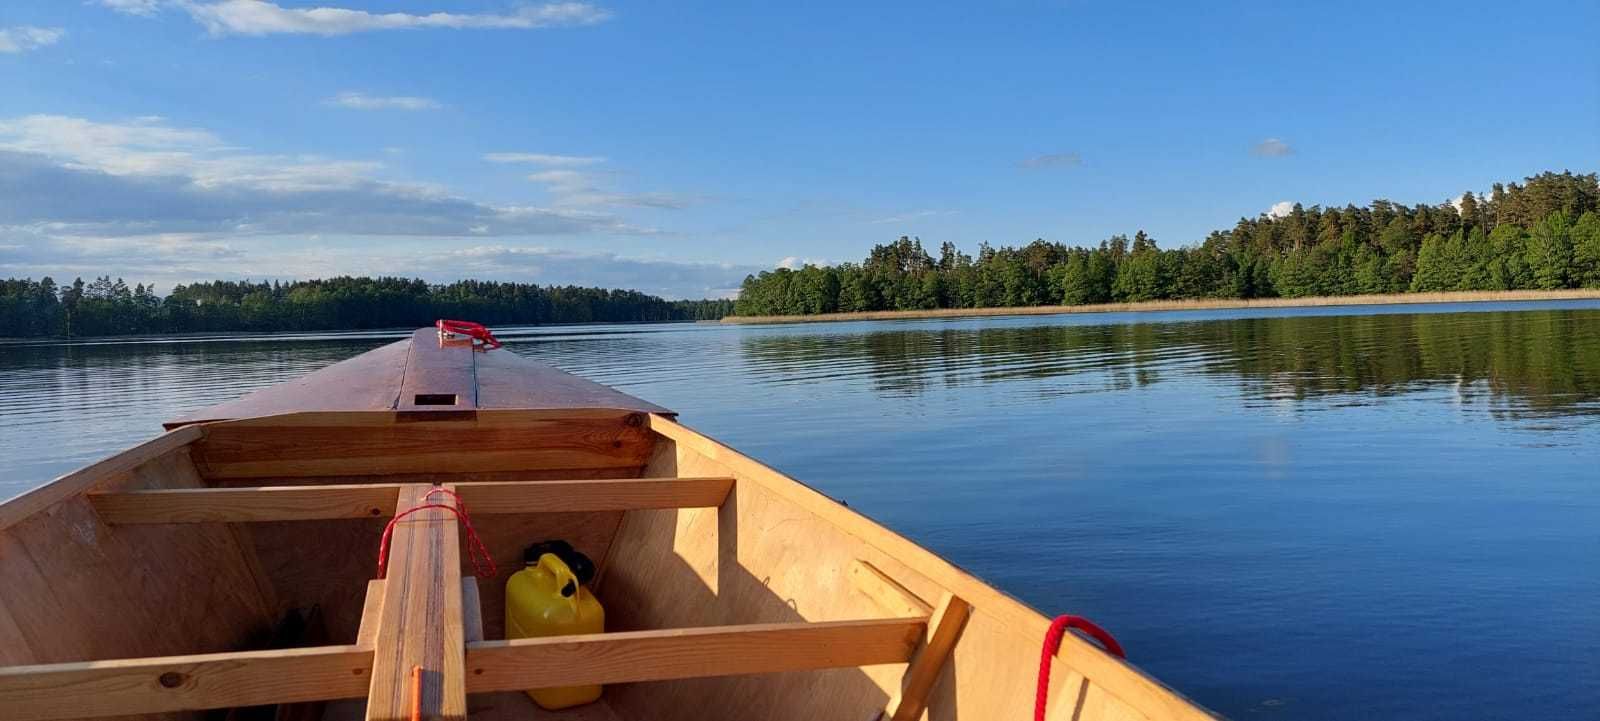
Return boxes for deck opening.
[413,393,458,406]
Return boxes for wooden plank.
[0,645,373,721]
[89,484,399,524]
[356,580,385,648]
[880,592,972,721]
[0,426,201,531]
[89,477,733,524]
[366,484,466,721]
[464,617,926,692]
[192,411,654,480]
[164,339,411,429]
[455,477,733,513]
[396,327,479,414]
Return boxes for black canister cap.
[523,539,596,585]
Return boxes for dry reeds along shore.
[720,288,1600,325]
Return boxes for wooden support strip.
[0,645,373,721]
[879,592,973,721]
[356,580,385,648]
[850,559,934,617]
[89,483,400,524]
[366,484,466,721]
[462,578,484,644]
[464,617,927,692]
[87,477,734,524]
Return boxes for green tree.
[1524,212,1574,289]
[1112,233,1165,302]
[1571,211,1600,287]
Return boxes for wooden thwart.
[88,476,735,524]
[0,645,373,721]
[464,617,927,692]
[0,615,933,721]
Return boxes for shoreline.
[721,289,1600,325]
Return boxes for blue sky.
[2,1,1596,298]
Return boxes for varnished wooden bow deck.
[0,328,1219,721]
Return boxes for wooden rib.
[0,645,372,721]
[356,580,385,648]
[0,426,202,531]
[366,485,466,721]
[88,477,734,524]
[880,592,973,721]
[850,559,934,617]
[464,617,926,692]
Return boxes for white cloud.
[484,152,606,167]
[487,150,691,210]
[0,114,650,237]
[1019,152,1082,170]
[165,1,613,37]
[776,256,829,270]
[1252,138,1293,157]
[1450,192,1485,213]
[97,0,163,16]
[1267,201,1295,218]
[0,233,749,299]
[325,92,441,111]
[869,209,957,225]
[427,246,758,298]
[0,26,65,54]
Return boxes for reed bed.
[721,288,1600,325]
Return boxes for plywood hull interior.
[1,409,1216,721]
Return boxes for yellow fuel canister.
[505,548,605,709]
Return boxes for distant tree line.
[734,171,1600,316]
[0,276,735,338]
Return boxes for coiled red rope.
[376,487,497,580]
[1035,615,1126,721]
[436,319,502,350]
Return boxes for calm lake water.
[3,301,1598,720]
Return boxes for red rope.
[376,487,497,580]
[436,319,502,350]
[1035,615,1126,721]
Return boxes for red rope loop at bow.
[436,319,502,350]
[1035,615,1126,721]
[376,487,497,580]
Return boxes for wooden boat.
[0,325,1218,721]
